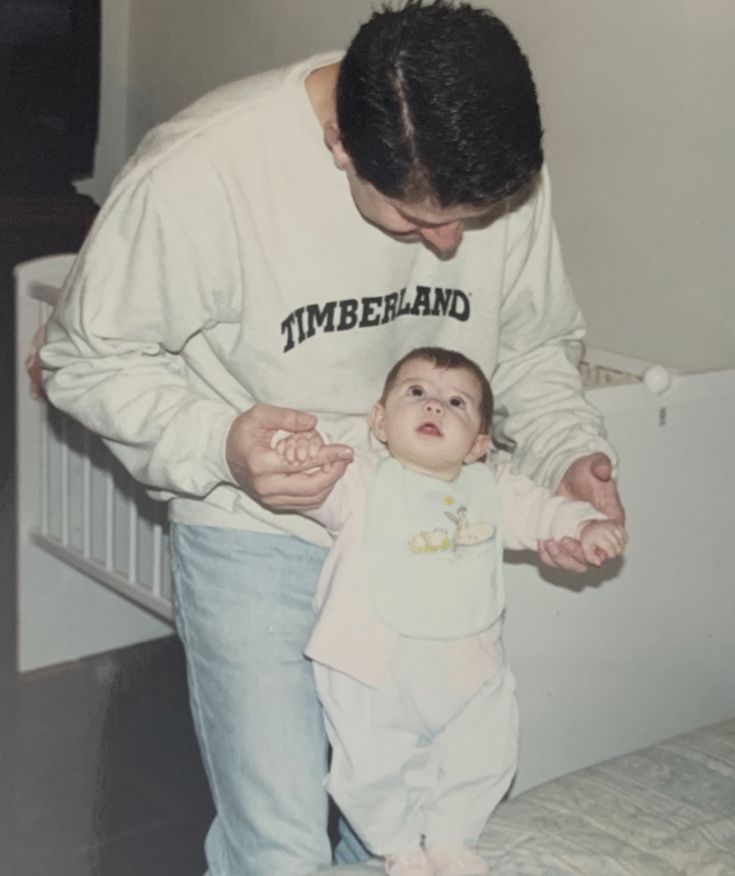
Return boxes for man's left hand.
[538,452,625,573]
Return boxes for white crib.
[15,255,172,674]
[15,254,735,793]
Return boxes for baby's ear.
[368,403,387,443]
[464,433,490,464]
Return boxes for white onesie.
[303,451,606,854]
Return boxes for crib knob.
[643,364,672,395]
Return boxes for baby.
[274,347,626,876]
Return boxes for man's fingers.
[256,460,351,508]
[556,453,626,524]
[256,460,349,505]
[541,523,628,573]
[580,544,600,566]
[599,487,625,525]
[251,404,317,433]
[537,540,556,568]
[539,539,586,571]
[558,536,588,564]
[540,538,588,573]
[590,452,613,481]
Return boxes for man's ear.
[369,403,388,443]
[464,433,491,464]
[324,121,351,170]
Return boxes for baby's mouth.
[417,421,442,437]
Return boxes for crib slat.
[37,301,50,537]
[82,434,91,558]
[127,487,138,584]
[60,418,69,547]
[40,404,49,537]
[104,466,114,571]
[30,531,174,622]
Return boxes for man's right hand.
[225,404,354,511]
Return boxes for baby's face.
[370,358,489,481]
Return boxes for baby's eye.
[449,396,465,408]
[408,385,425,397]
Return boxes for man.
[42,2,623,874]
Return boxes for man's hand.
[225,405,353,511]
[26,325,47,401]
[539,452,626,573]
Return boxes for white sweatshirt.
[42,52,614,548]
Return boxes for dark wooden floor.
[0,638,214,875]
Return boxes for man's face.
[324,113,503,255]
[343,163,495,257]
[370,357,490,481]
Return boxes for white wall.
[125,0,370,154]
[75,0,131,204]
[489,0,735,373]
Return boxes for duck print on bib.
[364,458,505,639]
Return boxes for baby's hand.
[273,430,326,468]
[577,520,628,567]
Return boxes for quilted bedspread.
[315,718,735,875]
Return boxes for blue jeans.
[170,524,367,875]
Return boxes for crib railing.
[15,255,173,627]
[37,404,173,620]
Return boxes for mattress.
[318,718,735,875]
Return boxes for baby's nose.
[423,397,443,414]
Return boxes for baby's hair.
[380,346,493,432]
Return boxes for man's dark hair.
[381,346,494,432]
[337,0,543,207]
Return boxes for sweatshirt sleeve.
[41,168,242,497]
[288,450,371,538]
[496,460,608,550]
[492,167,617,491]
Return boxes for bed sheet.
[317,718,735,875]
